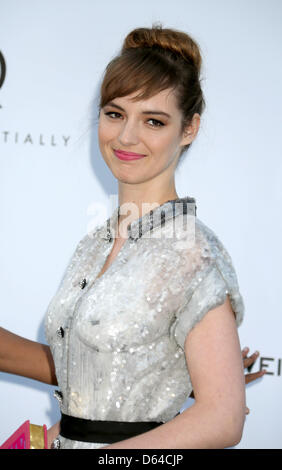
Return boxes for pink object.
[0,421,48,449]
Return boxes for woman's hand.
[242,347,266,384]
[188,346,266,414]
[242,347,266,414]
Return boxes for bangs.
[99,48,179,109]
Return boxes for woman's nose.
[118,120,139,146]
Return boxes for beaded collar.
[99,196,197,242]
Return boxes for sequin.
[44,195,244,449]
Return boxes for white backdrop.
[0,0,281,449]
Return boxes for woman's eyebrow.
[105,101,171,119]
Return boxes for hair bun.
[122,23,202,75]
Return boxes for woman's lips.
[114,149,147,161]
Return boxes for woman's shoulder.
[193,217,242,292]
[74,222,107,251]
[194,217,233,261]
[63,224,105,270]
[173,216,245,348]
[173,213,229,260]
[172,213,241,284]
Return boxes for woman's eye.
[104,112,164,128]
[105,111,122,119]
[147,118,164,127]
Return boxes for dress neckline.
[99,195,197,242]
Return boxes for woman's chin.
[107,163,148,184]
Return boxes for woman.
[0,24,266,449]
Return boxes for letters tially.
[1,131,70,147]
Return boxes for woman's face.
[98,87,199,185]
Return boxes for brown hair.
[98,23,206,160]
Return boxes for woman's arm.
[47,421,61,448]
[189,346,266,415]
[0,327,57,386]
[181,294,246,446]
[102,295,245,449]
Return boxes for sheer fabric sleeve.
[172,259,245,351]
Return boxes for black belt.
[60,412,179,444]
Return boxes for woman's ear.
[181,113,201,146]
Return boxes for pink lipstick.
[114,149,147,161]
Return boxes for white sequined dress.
[44,196,245,449]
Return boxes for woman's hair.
[99,23,206,160]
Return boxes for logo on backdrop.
[0,50,6,109]
[1,131,71,147]
[0,50,71,148]
[247,355,281,376]
[0,51,6,89]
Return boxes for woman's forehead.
[108,88,178,111]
